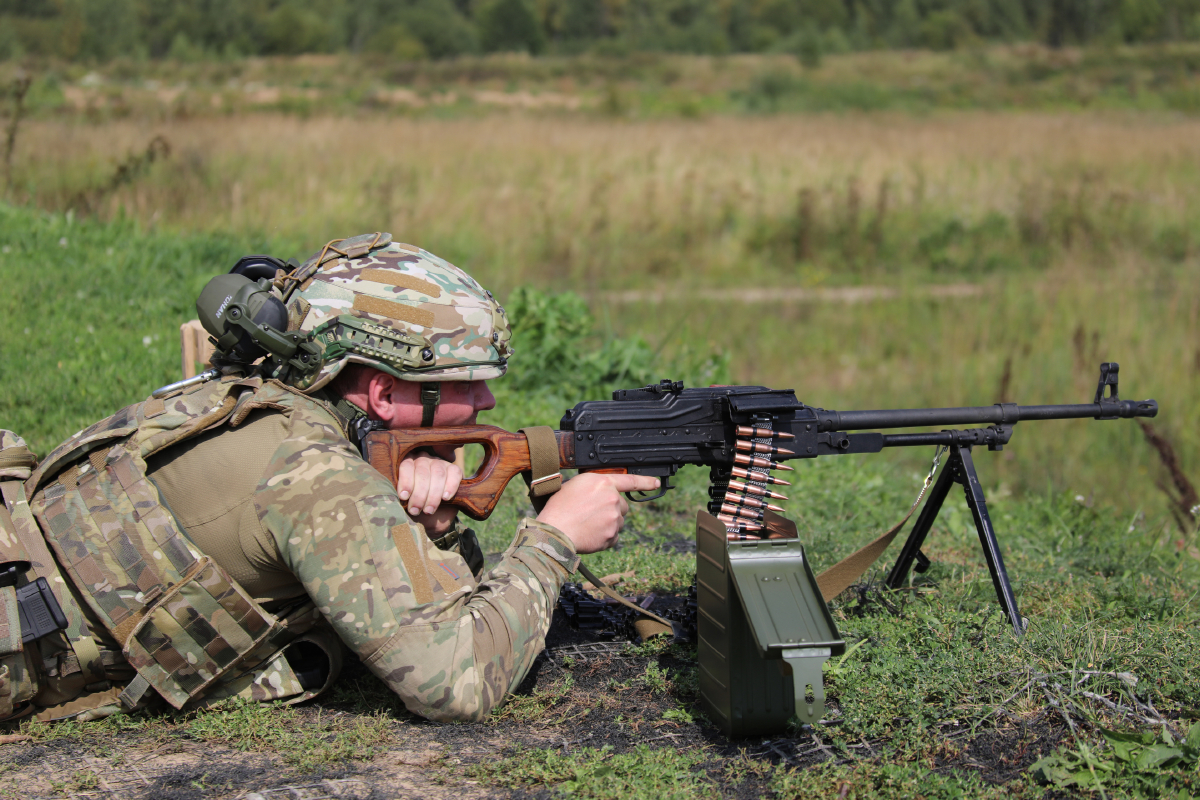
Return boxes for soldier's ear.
[365,372,400,425]
[365,372,420,427]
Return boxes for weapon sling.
[814,445,946,602]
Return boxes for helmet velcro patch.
[352,295,435,328]
[360,269,442,298]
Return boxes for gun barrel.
[816,399,1157,432]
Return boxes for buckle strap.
[518,426,562,513]
[55,648,127,679]
[118,674,152,711]
[0,445,36,476]
[419,383,440,428]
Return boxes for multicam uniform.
[0,234,578,722]
[146,380,579,721]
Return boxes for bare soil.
[0,589,1069,799]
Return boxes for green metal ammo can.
[695,510,845,738]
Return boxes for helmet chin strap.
[420,382,440,427]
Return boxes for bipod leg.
[955,444,1024,637]
[885,457,956,591]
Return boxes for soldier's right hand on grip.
[537,473,661,555]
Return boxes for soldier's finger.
[442,463,463,501]
[407,457,433,517]
[396,458,416,502]
[606,474,661,494]
[617,495,629,518]
[421,459,450,515]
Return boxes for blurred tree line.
[2,0,1199,63]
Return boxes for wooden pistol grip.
[363,426,576,521]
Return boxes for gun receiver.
[363,363,1157,635]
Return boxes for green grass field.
[1,46,1199,795]
[1,203,1198,798]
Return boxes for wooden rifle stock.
[362,426,619,520]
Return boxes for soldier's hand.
[397,453,463,525]
[536,472,661,555]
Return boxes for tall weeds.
[2,70,30,193]
[2,111,1196,514]
[9,113,1198,289]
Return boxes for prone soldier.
[0,233,657,723]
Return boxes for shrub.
[478,0,546,54]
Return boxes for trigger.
[626,476,673,503]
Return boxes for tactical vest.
[0,375,343,722]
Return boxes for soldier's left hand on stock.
[397,453,464,532]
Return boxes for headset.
[193,255,324,386]
[155,253,436,402]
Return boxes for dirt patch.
[1,596,1069,799]
[935,712,1070,784]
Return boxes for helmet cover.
[281,233,512,393]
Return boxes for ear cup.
[230,255,289,283]
[197,273,292,362]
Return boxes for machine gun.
[362,363,1156,637]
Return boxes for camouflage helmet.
[279,233,512,394]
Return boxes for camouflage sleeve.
[255,410,579,722]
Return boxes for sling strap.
[814,445,947,602]
[518,426,562,513]
[577,562,675,641]
[814,514,915,603]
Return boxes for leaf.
[1110,740,1135,763]
[1133,745,1183,771]
[1101,729,1148,745]
[1030,755,1072,786]
[1184,722,1200,757]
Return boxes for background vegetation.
[1,32,1198,797]
[2,206,1198,799]
[5,0,1200,64]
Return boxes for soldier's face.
[427,380,497,427]
[375,378,496,429]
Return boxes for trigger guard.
[625,489,668,503]
[625,474,672,503]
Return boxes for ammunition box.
[696,510,845,738]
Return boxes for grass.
[5,43,1200,121]
[467,744,714,799]
[181,698,395,771]
[3,109,1199,515]
[1,54,1199,794]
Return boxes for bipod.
[884,442,1025,636]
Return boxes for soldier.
[0,233,657,723]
